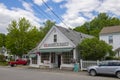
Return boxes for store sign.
[44,42,69,47]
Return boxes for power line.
[42,0,68,27]
[33,5,54,20]
[25,0,54,21]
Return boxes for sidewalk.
[27,66,87,75]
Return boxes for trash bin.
[74,63,79,72]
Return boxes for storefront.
[29,26,92,69]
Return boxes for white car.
[87,60,120,78]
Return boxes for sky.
[0,0,120,34]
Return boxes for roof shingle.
[57,26,93,46]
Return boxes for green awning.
[39,48,73,53]
[29,54,37,58]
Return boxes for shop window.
[41,53,49,63]
[31,55,37,64]
[108,35,113,44]
[54,34,57,42]
[51,53,55,63]
[62,51,73,64]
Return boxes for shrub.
[105,56,114,60]
[105,56,120,60]
[0,54,5,62]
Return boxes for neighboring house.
[0,46,9,60]
[100,26,120,57]
[0,46,13,61]
[29,26,92,69]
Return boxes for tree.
[78,38,115,60]
[6,18,41,57]
[74,13,120,37]
[0,33,6,47]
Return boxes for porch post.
[49,53,51,68]
[60,55,63,69]
[37,54,40,66]
[73,48,76,59]
[29,57,32,65]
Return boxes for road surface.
[0,66,119,80]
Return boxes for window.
[99,62,109,66]
[41,53,49,63]
[62,51,73,64]
[108,62,120,66]
[108,35,113,44]
[31,55,37,64]
[54,34,57,42]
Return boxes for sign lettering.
[44,42,69,47]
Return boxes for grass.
[0,61,8,66]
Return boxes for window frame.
[62,51,73,64]
[53,34,57,42]
[108,35,113,44]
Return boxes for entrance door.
[58,55,61,68]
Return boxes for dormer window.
[54,34,57,42]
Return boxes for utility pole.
[86,22,90,34]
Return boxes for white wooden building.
[100,26,120,57]
[29,26,92,69]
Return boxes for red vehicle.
[8,59,28,67]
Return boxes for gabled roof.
[28,26,93,54]
[100,26,120,34]
[56,26,93,46]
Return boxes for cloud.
[22,1,33,12]
[59,0,100,28]
[33,0,48,6]
[0,3,41,34]
[59,0,120,28]
[97,0,120,16]
[52,0,64,3]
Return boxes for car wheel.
[116,71,120,79]
[23,63,27,65]
[89,69,96,76]
[10,64,14,67]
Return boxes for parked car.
[87,60,120,78]
[8,59,28,67]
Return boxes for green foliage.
[105,56,114,60]
[105,56,120,60]
[74,13,120,37]
[78,38,115,60]
[6,18,41,57]
[6,19,55,57]
[0,54,5,61]
[0,54,7,66]
[0,61,8,66]
[0,33,6,47]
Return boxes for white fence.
[79,59,100,71]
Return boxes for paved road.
[0,66,119,80]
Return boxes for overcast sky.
[0,0,120,34]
